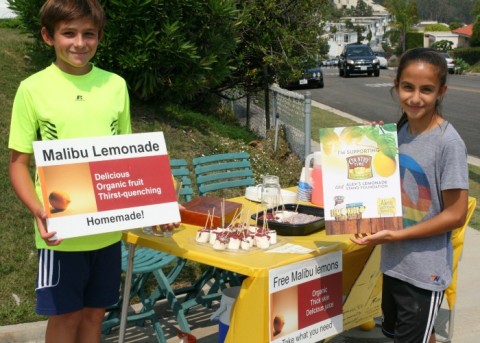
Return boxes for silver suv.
[338,43,380,77]
[439,52,455,74]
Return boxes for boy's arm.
[9,150,62,245]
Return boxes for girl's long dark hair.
[394,48,448,132]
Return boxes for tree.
[449,22,464,30]
[471,15,480,47]
[8,0,330,110]
[384,0,419,53]
[350,0,373,17]
[224,0,330,95]
[96,0,239,101]
[382,0,475,23]
[8,0,240,103]
[366,29,373,43]
[431,40,454,51]
[472,0,480,17]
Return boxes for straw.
[228,207,242,230]
[294,202,300,213]
[204,210,211,228]
[210,207,215,229]
[221,198,225,229]
[175,180,183,201]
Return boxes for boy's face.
[41,18,100,75]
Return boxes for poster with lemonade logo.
[320,124,403,235]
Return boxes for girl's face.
[41,18,100,75]
[394,61,447,126]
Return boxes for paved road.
[301,67,480,158]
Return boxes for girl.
[351,48,468,343]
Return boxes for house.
[418,21,474,49]
[452,24,473,48]
[325,0,392,57]
[424,31,462,49]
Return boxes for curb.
[0,320,46,343]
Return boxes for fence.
[225,86,312,159]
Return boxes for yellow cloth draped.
[123,194,381,342]
[445,197,476,309]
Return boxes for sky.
[0,0,16,18]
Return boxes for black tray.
[251,204,325,236]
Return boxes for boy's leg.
[77,307,107,343]
[381,274,443,343]
[46,308,106,343]
[78,242,121,342]
[45,310,83,343]
[380,274,396,339]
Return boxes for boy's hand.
[350,230,393,245]
[34,208,62,246]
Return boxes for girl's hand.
[366,120,384,126]
[350,229,395,246]
[34,207,62,246]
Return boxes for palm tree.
[385,0,419,53]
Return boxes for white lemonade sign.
[320,124,403,235]
[33,132,180,239]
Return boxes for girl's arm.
[351,188,468,245]
[9,150,61,245]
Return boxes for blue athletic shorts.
[381,274,444,343]
[35,242,121,316]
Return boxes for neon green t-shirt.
[9,63,132,251]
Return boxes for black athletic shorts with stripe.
[381,274,444,343]
[35,242,121,316]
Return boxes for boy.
[8,1,130,342]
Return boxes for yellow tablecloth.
[123,195,382,342]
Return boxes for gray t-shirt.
[381,121,468,291]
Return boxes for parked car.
[338,43,380,77]
[374,51,388,69]
[322,58,338,67]
[330,58,339,67]
[439,52,455,74]
[282,65,324,90]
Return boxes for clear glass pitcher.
[257,175,281,209]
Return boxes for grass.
[0,24,478,326]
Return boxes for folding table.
[118,195,383,342]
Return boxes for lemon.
[359,320,376,331]
[373,151,396,177]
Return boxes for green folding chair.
[102,247,187,341]
[193,151,255,197]
[102,159,195,341]
[170,158,194,202]
[189,152,254,301]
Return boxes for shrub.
[405,31,423,50]
[8,0,240,103]
[0,18,21,28]
[454,58,470,74]
[424,23,451,31]
[452,47,480,65]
